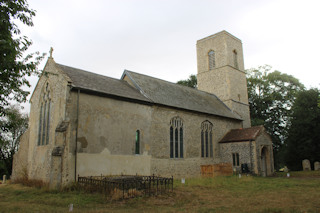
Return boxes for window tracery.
[201,121,213,158]
[38,82,51,146]
[170,116,183,158]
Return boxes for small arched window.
[208,50,215,70]
[170,117,183,158]
[38,82,51,146]
[135,130,140,154]
[233,50,238,69]
[201,121,213,158]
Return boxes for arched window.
[201,121,213,158]
[38,82,51,146]
[208,50,215,70]
[233,50,238,69]
[135,130,140,154]
[170,117,183,158]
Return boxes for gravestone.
[2,175,6,184]
[302,159,311,171]
[314,161,320,171]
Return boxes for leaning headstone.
[314,161,320,171]
[302,159,311,171]
[2,175,6,184]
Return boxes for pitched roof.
[56,63,151,103]
[55,62,241,121]
[122,70,241,120]
[219,126,265,143]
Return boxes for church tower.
[197,31,251,128]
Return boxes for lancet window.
[208,50,215,70]
[233,50,238,69]
[135,130,140,154]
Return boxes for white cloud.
[17,0,320,113]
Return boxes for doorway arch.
[261,146,270,177]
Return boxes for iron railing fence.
[77,174,173,199]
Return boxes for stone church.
[12,31,274,188]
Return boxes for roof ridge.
[56,63,121,82]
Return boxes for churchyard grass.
[0,171,320,213]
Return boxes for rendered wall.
[11,129,30,180]
[65,90,242,180]
[65,91,153,180]
[21,58,70,184]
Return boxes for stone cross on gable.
[49,47,54,58]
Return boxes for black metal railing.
[77,174,173,199]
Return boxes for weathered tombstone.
[302,159,311,171]
[284,166,289,173]
[2,175,6,184]
[314,161,320,171]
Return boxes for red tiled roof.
[219,125,265,143]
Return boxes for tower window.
[201,121,213,158]
[233,50,238,69]
[170,116,184,158]
[208,50,215,70]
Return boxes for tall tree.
[177,74,197,88]
[284,89,320,170]
[246,65,304,168]
[0,0,45,120]
[0,105,28,176]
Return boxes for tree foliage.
[246,65,304,148]
[0,105,28,176]
[0,0,45,119]
[284,89,320,170]
[177,74,197,88]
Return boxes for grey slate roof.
[122,70,241,120]
[56,62,241,121]
[56,63,151,103]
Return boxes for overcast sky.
[19,0,320,113]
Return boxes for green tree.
[246,65,304,168]
[177,74,197,88]
[284,89,320,170]
[0,105,28,176]
[0,0,45,120]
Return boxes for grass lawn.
[0,171,320,213]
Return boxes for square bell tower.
[197,31,251,128]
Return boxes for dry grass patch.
[1,172,320,212]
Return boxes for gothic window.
[135,130,140,154]
[208,50,215,70]
[233,50,238,69]
[232,153,240,166]
[201,121,213,158]
[38,82,51,146]
[170,117,183,158]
